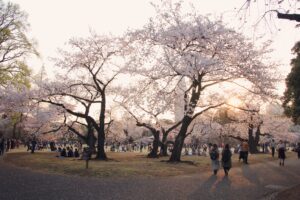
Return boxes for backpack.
[210,151,217,160]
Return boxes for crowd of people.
[208,141,300,176]
[107,142,153,153]
[1,135,300,171]
[56,146,80,158]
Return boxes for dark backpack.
[210,151,217,160]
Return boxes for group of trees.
[0,0,37,140]
[1,0,299,162]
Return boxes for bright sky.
[7,0,300,93]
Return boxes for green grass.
[4,151,296,178]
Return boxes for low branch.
[227,135,248,142]
[277,12,300,22]
[260,132,272,137]
[192,103,224,120]
[136,121,157,133]
[225,103,259,113]
[67,125,88,142]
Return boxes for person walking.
[209,144,220,175]
[270,139,276,158]
[277,140,286,166]
[221,144,232,176]
[241,141,249,164]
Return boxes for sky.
[7,0,300,93]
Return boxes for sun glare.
[227,97,243,107]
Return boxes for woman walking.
[277,140,286,166]
[222,144,232,176]
[209,144,220,175]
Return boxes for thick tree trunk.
[96,132,107,160]
[95,94,107,160]
[169,77,202,162]
[87,132,96,153]
[248,123,259,154]
[148,131,160,158]
[160,132,168,156]
[169,116,192,162]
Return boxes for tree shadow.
[162,160,197,166]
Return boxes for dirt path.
[0,156,299,200]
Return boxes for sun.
[227,97,243,107]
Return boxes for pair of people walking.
[209,144,232,176]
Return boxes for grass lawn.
[3,150,296,178]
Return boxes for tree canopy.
[283,41,300,124]
[0,0,37,88]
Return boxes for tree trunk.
[169,116,192,162]
[87,132,96,153]
[95,93,107,160]
[248,123,259,154]
[96,132,107,160]
[160,132,168,156]
[148,130,160,158]
[12,122,17,139]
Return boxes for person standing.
[74,148,80,158]
[270,139,276,158]
[221,144,232,176]
[238,142,243,162]
[277,140,286,166]
[209,144,220,175]
[31,138,37,153]
[241,141,249,164]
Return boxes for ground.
[0,151,299,200]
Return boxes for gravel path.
[0,156,299,200]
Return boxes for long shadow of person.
[241,163,261,186]
[215,175,232,191]
[188,175,219,199]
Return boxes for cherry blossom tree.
[0,84,33,139]
[36,33,131,160]
[117,82,182,157]
[212,92,299,153]
[128,1,279,162]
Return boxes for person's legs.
[244,152,248,164]
[272,147,275,157]
[224,167,229,175]
[31,145,35,153]
[279,158,282,166]
[239,151,244,162]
